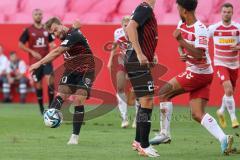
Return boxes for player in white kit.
[107,16,139,128]
[208,3,239,129]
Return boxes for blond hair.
[45,17,61,31]
[121,15,131,25]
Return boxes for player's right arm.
[18,28,42,60]
[107,42,118,70]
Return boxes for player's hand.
[137,53,149,66]
[153,55,158,64]
[29,62,41,73]
[173,29,183,41]
[31,51,42,60]
[230,44,240,51]
[180,54,188,62]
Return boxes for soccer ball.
[43,108,63,128]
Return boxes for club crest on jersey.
[32,33,36,36]
[84,78,91,85]
[43,31,49,37]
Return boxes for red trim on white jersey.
[177,20,213,74]
[208,21,240,69]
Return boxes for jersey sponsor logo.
[218,38,236,44]
[61,40,69,45]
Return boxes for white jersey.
[208,21,240,69]
[0,54,9,75]
[114,28,128,52]
[177,20,213,74]
[6,60,27,75]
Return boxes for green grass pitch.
[0,104,239,160]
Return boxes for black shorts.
[59,71,95,98]
[32,63,53,82]
[124,50,154,98]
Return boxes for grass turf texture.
[0,104,239,160]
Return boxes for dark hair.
[176,0,198,11]
[45,17,61,31]
[221,3,233,9]
[9,51,16,56]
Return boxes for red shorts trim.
[176,71,213,100]
[215,66,238,88]
[112,54,125,73]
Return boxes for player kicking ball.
[150,0,234,155]
[29,17,95,145]
[107,16,139,128]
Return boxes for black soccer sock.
[73,106,85,135]
[135,106,141,142]
[48,85,55,108]
[49,96,64,110]
[36,89,44,114]
[138,107,152,148]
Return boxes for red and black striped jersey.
[60,28,95,73]
[131,2,158,62]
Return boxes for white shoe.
[121,119,129,128]
[150,133,171,145]
[138,146,160,157]
[67,134,79,145]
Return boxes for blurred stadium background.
[0,0,239,106]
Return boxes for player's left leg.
[190,98,233,155]
[43,63,55,108]
[1,75,11,102]
[18,76,28,103]
[67,89,87,145]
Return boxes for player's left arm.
[173,29,206,59]
[230,24,240,51]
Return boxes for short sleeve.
[19,28,29,44]
[131,4,152,26]
[48,33,55,43]
[60,31,81,48]
[207,24,215,38]
[195,26,208,50]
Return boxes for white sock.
[160,102,173,137]
[225,95,237,121]
[116,93,128,120]
[218,95,226,114]
[201,113,226,143]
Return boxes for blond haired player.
[107,16,139,128]
[208,3,239,129]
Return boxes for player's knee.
[225,88,233,96]
[19,77,27,84]
[117,86,124,93]
[191,112,202,123]
[159,94,169,102]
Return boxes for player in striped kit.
[208,3,239,129]
[107,16,139,128]
[209,3,240,128]
[150,0,234,155]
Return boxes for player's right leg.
[150,78,185,145]
[0,75,11,102]
[116,70,129,128]
[222,80,239,128]
[32,65,45,115]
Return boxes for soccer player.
[6,51,28,103]
[19,9,55,114]
[150,0,234,155]
[125,0,159,157]
[0,45,11,102]
[208,3,239,129]
[107,16,139,128]
[29,17,95,145]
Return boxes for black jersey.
[60,28,95,73]
[131,2,158,62]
